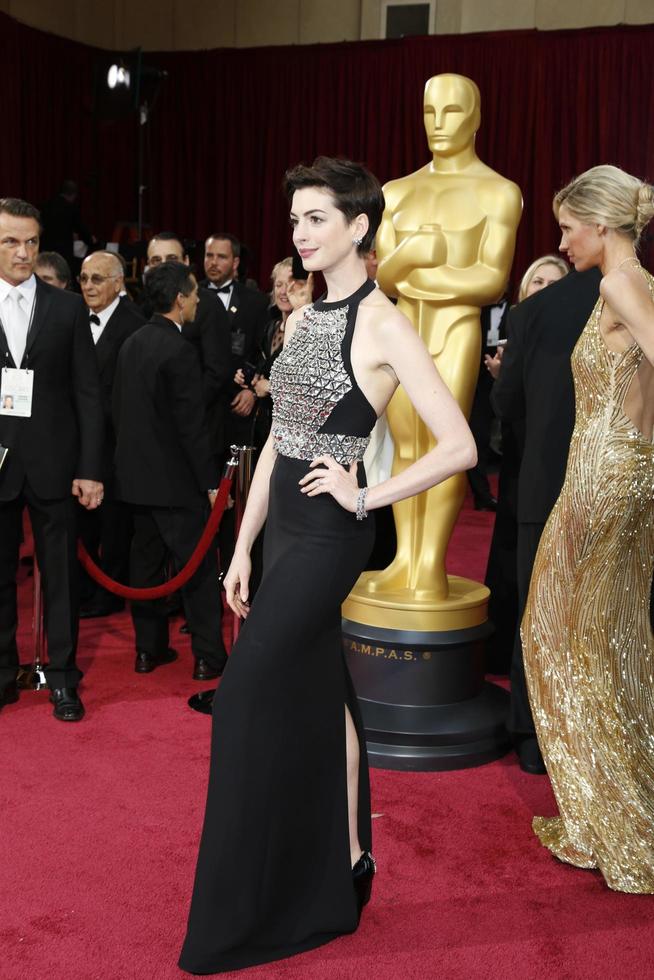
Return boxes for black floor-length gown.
[179,279,378,974]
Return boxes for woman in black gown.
[179,157,477,974]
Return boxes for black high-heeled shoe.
[352,851,376,913]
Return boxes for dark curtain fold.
[2,13,653,286]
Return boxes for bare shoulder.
[358,289,416,345]
[601,266,652,311]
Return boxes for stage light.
[107,63,130,90]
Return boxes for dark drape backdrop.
[2,12,654,288]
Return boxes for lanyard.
[0,287,38,369]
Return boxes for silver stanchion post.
[17,559,48,691]
[230,444,255,645]
[187,446,254,715]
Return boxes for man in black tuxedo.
[113,262,227,681]
[467,294,510,510]
[145,233,232,462]
[200,233,269,447]
[40,180,93,275]
[491,268,601,772]
[78,250,145,618]
[0,198,104,721]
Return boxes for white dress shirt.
[89,296,120,345]
[0,274,37,367]
[208,280,234,309]
[486,300,507,347]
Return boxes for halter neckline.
[313,278,375,311]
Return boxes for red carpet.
[3,489,653,980]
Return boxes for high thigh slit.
[179,280,378,974]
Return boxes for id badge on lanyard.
[0,295,36,417]
[0,366,34,417]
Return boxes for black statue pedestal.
[343,576,510,771]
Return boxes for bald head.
[80,250,124,313]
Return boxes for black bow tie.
[213,282,233,294]
[89,313,101,325]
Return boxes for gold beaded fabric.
[521,269,654,893]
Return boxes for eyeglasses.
[78,273,120,286]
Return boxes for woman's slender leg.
[345,704,362,866]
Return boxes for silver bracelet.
[356,487,369,521]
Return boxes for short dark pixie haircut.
[0,197,42,230]
[283,156,384,254]
[144,261,195,314]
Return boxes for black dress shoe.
[192,657,226,681]
[0,682,19,711]
[134,648,178,673]
[473,495,498,512]
[80,596,125,619]
[517,736,546,775]
[188,689,216,714]
[50,687,85,722]
[352,851,376,914]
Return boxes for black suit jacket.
[491,268,601,524]
[112,315,218,508]
[141,287,231,455]
[40,195,92,269]
[93,300,146,479]
[199,280,269,390]
[0,277,104,501]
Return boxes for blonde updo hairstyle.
[553,165,654,246]
[518,254,569,303]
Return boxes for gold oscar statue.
[344,73,522,634]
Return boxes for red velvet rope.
[77,475,233,600]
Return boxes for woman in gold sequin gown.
[522,165,654,893]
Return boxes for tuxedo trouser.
[129,504,227,669]
[78,496,133,594]
[508,521,545,738]
[0,486,81,691]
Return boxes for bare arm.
[232,307,304,555]
[225,309,304,617]
[233,434,276,556]
[366,312,477,507]
[301,307,477,510]
[600,268,654,365]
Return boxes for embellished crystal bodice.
[269,279,378,465]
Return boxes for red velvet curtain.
[2,13,654,289]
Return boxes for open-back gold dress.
[521,270,654,893]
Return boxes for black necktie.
[89,313,100,325]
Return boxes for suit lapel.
[24,278,53,361]
[0,318,14,368]
[226,283,240,324]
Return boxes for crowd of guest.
[0,185,614,759]
[0,190,317,723]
